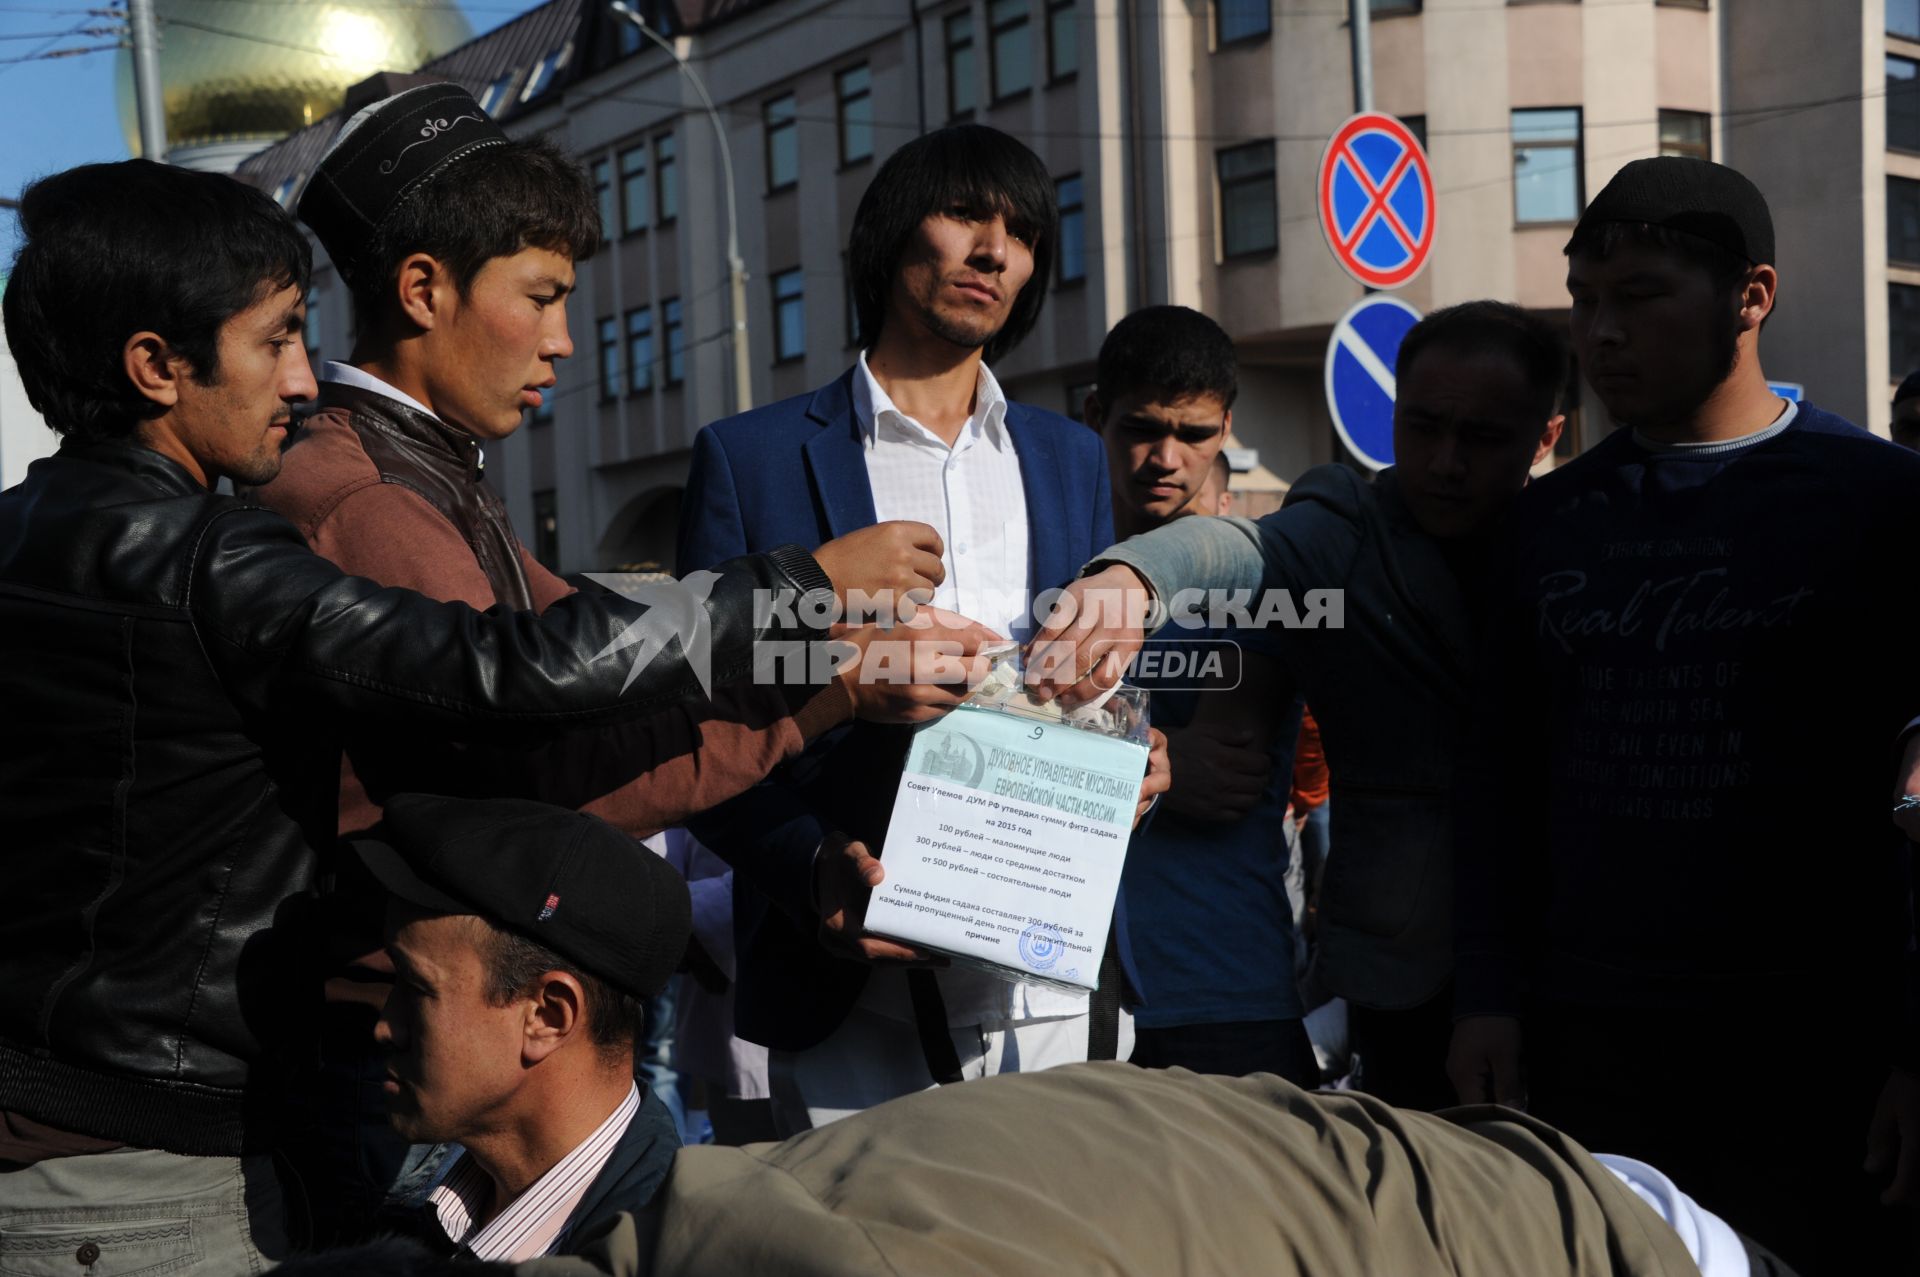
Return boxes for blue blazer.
[677,367,1117,1052]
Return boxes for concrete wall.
[1722,0,1875,428]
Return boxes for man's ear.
[1738,264,1778,333]
[1533,413,1567,467]
[393,253,451,333]
[1081,391,1103,433]
[522,971,586,1064]
[122,332,183,409]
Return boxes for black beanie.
[1568,156,1774,266]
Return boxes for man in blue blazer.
[678,124,1123,1133]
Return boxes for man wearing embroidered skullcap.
[257,84,996,1244]
[0,152,936,1270]
[1448,156,1920,1267]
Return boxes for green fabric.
[637,1063,1702,1277]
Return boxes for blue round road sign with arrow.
[1324,294,1421,472]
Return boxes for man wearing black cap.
[1449,156,1920,1265]
[356,795,698,1261]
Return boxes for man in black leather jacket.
[0,160,960,1270]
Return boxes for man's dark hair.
[1092,305,1238,414]
[3,159,311,441]
[1396,300,1565,419]
[347,137,599,339]
[473,919,644,1060]
[1563,220,1755,298]
[846,124,1057,365]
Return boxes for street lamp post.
[129,0,169,162]
[609,0,752,414]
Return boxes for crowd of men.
[0,79,1915,1277]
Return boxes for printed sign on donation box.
[862,651,1152,992]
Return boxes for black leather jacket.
[0,439,831,1155]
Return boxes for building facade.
[236,0,1903,576]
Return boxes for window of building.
[1047,0,1077,81]
[1401,114,1427,153]
[1511,108,1583,224]
[1892,57,1920,153]
[1896,0,1920,40]
[1892,177,1920,266]
[598,316,621,400]
[520,45,566,102]
[1657,109,1710,161]
[946,11,977,119]
[773,268,805,362]
[619,144,649,235]
[477,73,514,115]
[1893,283,1920,381]
[626,306,655,393]
[655,132,677,223]
[991,0,1032,101]
[1056,173,1085,284]
[837,64,873,165]
[591,158,615,241]
[1371,0,1420,12]
[1217,141,1277,258]
[765,94,798,191]
[663,297,685,385]
[1215,0,1268,45]
[1653,0,1709,9]
[532,489,559,568]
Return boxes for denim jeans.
[0,1147,285,1276]
[638,977,689,1142]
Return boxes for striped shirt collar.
[429,1082,640,1263]
[853,350,1011,453]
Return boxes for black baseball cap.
[1569,156,1775,267]
[354,794,719,1001]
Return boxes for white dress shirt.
[428,1082,639,1262]
[321,360,440,422]
[853,351,1031,640]
[851,352,1085,1027]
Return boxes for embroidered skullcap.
[297,82,508,283]
[1568,156,1775,267]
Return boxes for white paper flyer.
[863,670,1151,991]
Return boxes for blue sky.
[0,0,528,257]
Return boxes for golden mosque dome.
[115,0,475,159]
